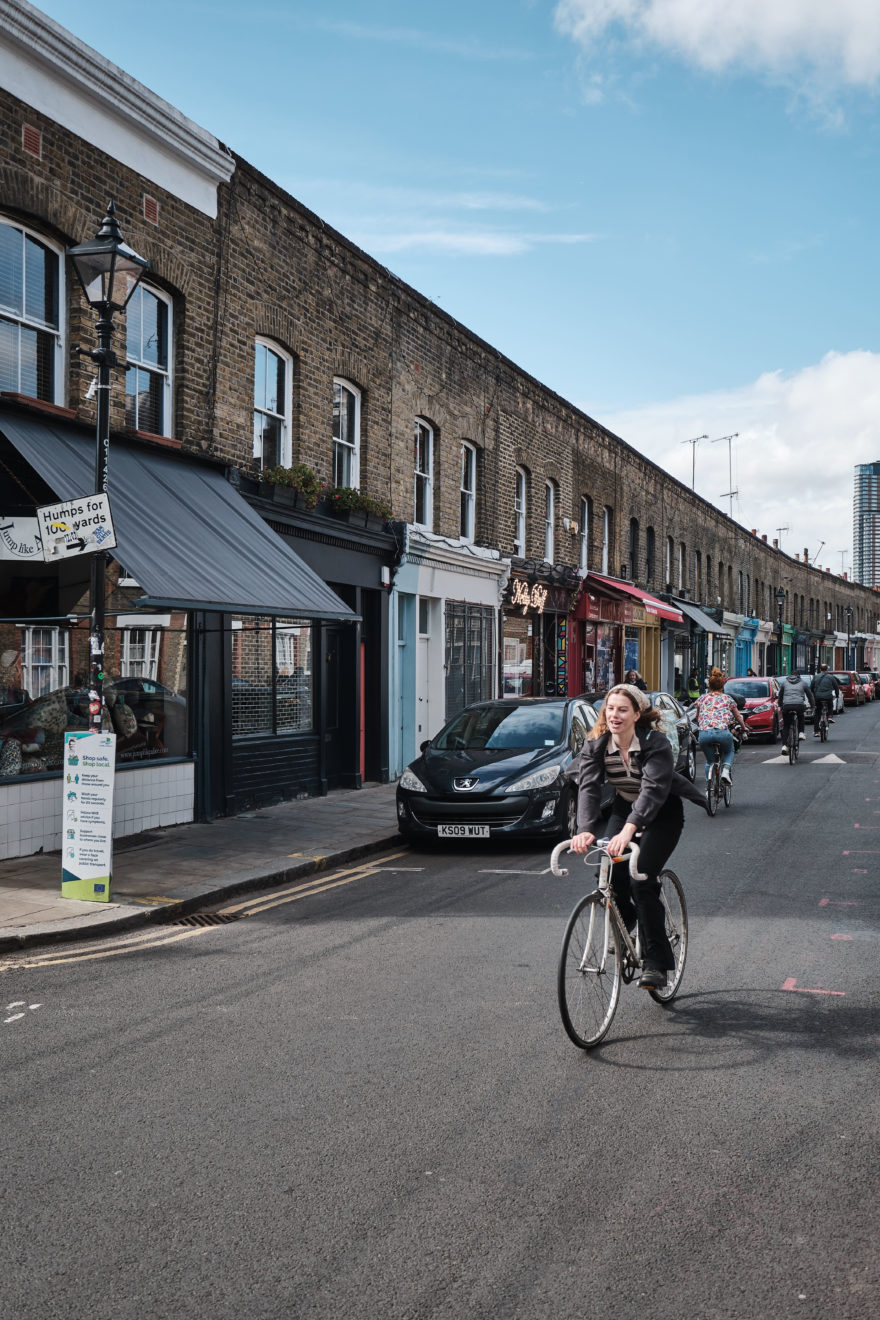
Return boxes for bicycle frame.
[550,837,646,967]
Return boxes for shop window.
[445,602,495,721]
[333,378,360,487]
[0,217,63,403]
[460,441,476,541]
[253,339,292,470]
[514,467,528,556]
[414,418,433,528]
[231,615,313,735]
[125,284,172,435]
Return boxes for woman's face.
[605,691,638,740]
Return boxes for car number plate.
[437,824,490,838]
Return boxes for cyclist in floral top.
[695,668,747,785]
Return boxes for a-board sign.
[35,494,117,561]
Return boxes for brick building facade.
[1,0,877,858]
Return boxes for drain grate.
[173,912,242,927]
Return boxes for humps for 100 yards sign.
[35,494,117,561]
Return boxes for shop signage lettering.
[510,579,549,614]
[0,515,41,561]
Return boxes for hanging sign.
[61,731,116,902]
[0,515,42,560]
[35,493,117,561]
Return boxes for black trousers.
[606,793,684,971]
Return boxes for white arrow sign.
[35,494,117,562]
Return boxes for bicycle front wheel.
[557,891,622,1049]
[649,870,688,1004]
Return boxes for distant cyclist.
[776,669,814,744]
[811,664,840,737]
[695,668,748,786]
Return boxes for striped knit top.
[604,740,642,803]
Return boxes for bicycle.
[781,709,800,764]
[705,724,747,813]
[815,702,830,742]
[551,837,688,1049]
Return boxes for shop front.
[0,404,356,858]
[582,572,681,691]
[501,560,579,700]
[670,599,735,684]
[392,527,508,776]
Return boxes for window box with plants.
[325,486,392,528]
[260,464,324,510]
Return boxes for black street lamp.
[775,586,786,674]
[846,605,854,670]
[68,203,149,733]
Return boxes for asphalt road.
[3,703,879,1319]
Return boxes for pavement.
[0,781,401,953]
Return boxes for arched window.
[514,467,527,556]
[253,338,292,469]
[544,480,556,562]
[645,526,655,584]
[332,378,361,487]
[0,216,63,403]
[125,283,173,436]
[460,441,476,540]
[413,417,433,528]
[628,518,639,580]
[579,496,592,572]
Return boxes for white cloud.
[349,229,597,256]
[595,351,880,580]
[554,0,880,88]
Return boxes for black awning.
[0,407,357,620]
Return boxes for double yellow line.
[1,850,409,969]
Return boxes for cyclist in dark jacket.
[811,665,840,736]
[777,670,814,743]
[570,683,706,991]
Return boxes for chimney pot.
[762,534,768,542]
[773,538,779,549]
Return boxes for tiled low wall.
[0,761,195,860]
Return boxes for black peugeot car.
[396,697,598,842]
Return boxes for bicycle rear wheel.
[557,891,622,1049]
[706,767,719,816]
[820,716,828,742]
[791,727,800,763]
[649,870,688,1004]
[722,776,732,808]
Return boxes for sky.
[30,0,880,580]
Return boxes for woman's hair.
[589,685,663,738]
[707,667,725,692]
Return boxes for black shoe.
[639,966,667,990]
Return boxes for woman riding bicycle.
[569,684,706,990]
[695,668,747,787]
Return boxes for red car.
[723,676,781,743]
[832,671,866,705]
[858,672,876,701]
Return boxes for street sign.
[35,493,117,561]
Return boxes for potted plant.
[260,463,324,510]
[326,486,392,527]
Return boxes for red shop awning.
[587,573,684,624]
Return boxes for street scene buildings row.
[1,0,877,859]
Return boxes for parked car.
[644,691,698,781]
[831,671,866,706]
[858,672,876,701]
[723,676,781,742]
[396,697,598,841]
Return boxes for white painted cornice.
[0,0,234,216]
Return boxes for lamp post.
[775,586,786,675]
[68,203,149,732]
[846,605,853,670]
